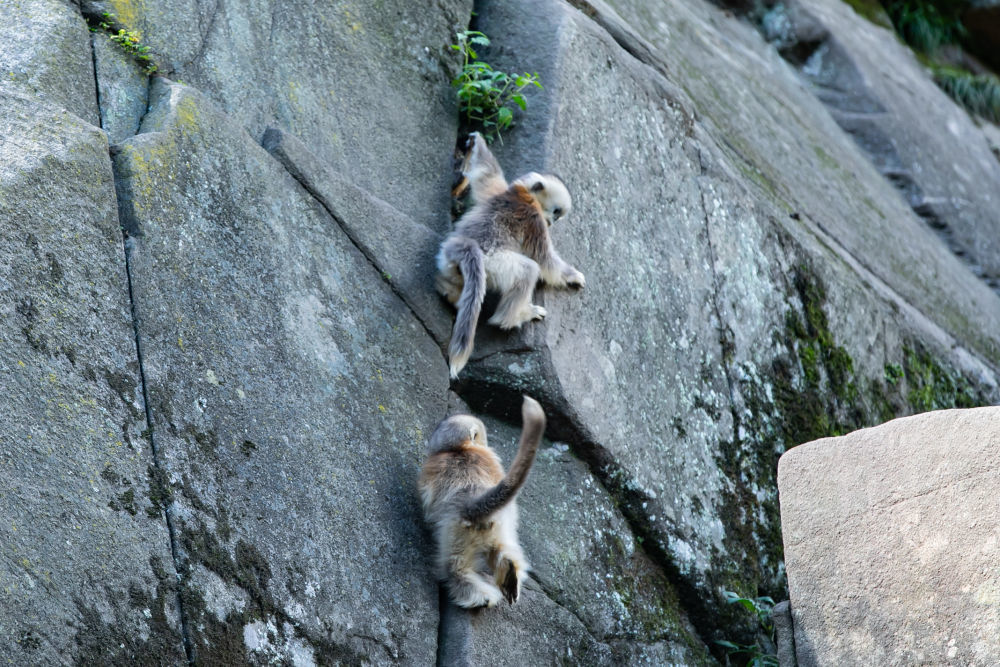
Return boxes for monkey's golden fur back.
[418,399,544,608]
[419,442,504,509]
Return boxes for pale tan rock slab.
[779,408,1000,666]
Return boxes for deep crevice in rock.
[84,11,196,657]
[87,31,103,131]
[118,222,196,666]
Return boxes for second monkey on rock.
[436,133,585,378]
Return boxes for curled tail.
[462,396,545,523]
[445,236,486,378]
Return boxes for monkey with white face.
[437,133,585,378]
[419,395,545,608]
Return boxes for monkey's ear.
[530,181,545,193]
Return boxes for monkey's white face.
[515,172,572,226]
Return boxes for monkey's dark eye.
[553,208,563,218]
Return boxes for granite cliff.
[1,0,998,663]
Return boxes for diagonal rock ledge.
[261,126,453,349]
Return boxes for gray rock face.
[465,0,1000,647]
[114,78,450,663]
[605,0,1000,365]
[86,0,471,232]
[772,600,796,667]
[779,408,1000,666]
[0,85,184,665]
[0,0,98,125]
[261,126,454,348]
[93,31,149,144]
[767,0,1000,290]
[4,0,1000,662]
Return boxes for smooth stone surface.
[779,408,1000,666]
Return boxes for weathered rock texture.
[465,0,1000,646]
[0,0,98,125]
[84,0,470,232]
[2,0,1000,663]
[762,0,1000,289]
[779,408,1000,666]
[0,85,184,664]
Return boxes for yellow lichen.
[172,93,202,136]
[108,0,145,32]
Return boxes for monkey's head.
[515,172,572,226]
[427,414,488,454]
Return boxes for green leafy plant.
[884,362,904,386]
[716,591,779,667]
[450,30,542,142]
[91,12,158,75]
[874,2,1000,124]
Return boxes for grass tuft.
[932,66,1000,122]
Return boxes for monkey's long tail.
[446,236,486,378]
[462,396,545,522]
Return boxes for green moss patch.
[715,257,991,645]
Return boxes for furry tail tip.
[449,351,471,379]
[521,395,545,425]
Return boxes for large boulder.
[114,78,450,663]
[779,407,1000,665]
[0,85,184,664]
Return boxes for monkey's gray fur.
[437,133,585,378]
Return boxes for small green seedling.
[715,591,779,667]
[450,30,542,142]
[91,12,158,75]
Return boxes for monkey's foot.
[450,576,503,608]
[565,269,586,288]
[488,305,546,330]
[496,558,522,604]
